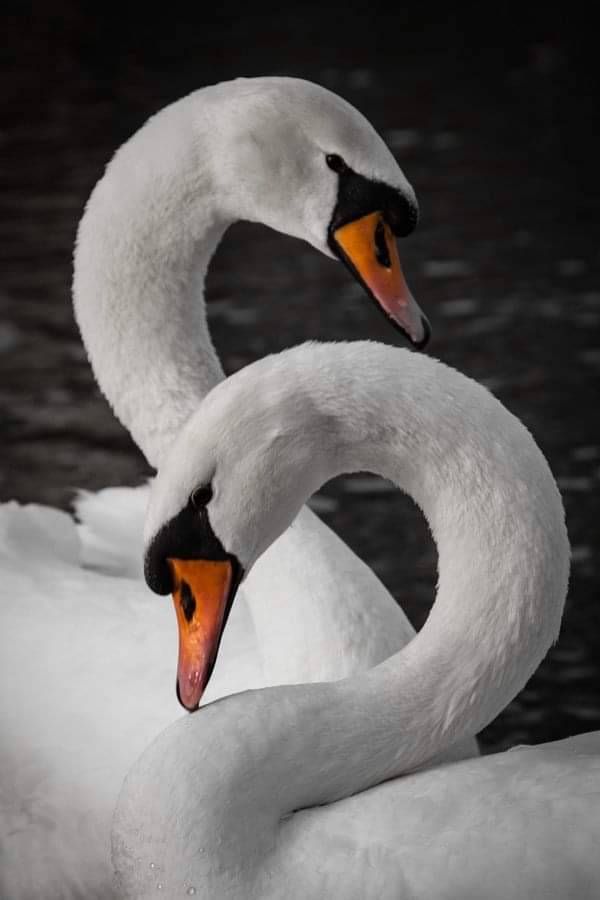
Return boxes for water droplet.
[187,888,197,896]
[157,884,163,891]
[150,863,156,870]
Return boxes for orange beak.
[332,211,429,347]
[169,558,234,711]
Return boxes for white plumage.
[112,343,600,900]
[2,78,446,898]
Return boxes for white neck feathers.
[113,343,569,895]
[73,94,228,467]
[72,77,415,469]
[238,342,568,781]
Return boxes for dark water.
[2,5,599,751]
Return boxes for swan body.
[113,341,576,899]
[116,726,600,900]
[271,730,600,900]
[0,501,178,900]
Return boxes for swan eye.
[190,484,213,509]
[326,153,347,174]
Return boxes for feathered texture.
[72,77,416,467]
[0,501,178,900]
[74,484,149,578]
[115,341,571,899]
[1,478,438,897]
[3,79,435,897]
[114,728,600,900]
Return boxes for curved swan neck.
[158,343,570,786]
[72,77,419,470]
[216,342,568,804]
[113,344,570,892]
[332,346,569,744]
[73,93,232,468]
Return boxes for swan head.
[143,346,339,710]
[214,77,428,347]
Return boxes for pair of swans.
[0,77,597,899]
[0,75,444,899]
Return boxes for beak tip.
[170,557,237,713]
[176,677,201,713]
[389,309,431,350]
[411,314,431,350]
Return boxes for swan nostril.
[374,218,391,269]
[179,580,196,623]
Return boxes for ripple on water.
[571,446,600,462]
[432,131,461,150]
[557,477,592,492]
[518,707,547,725]
[553,665,599,684]
[571,546,593,565]
[537,299,562,318]
[550,644,587,665]
[422,259,472,279]
[480,376,507,392]
[558,259,587,276]
[384,128,422,150]
[308,494,339,514]
[207,299,259,326]
[513,230,533,246]
[0,321,21,352]
[347,68,375,89]
[579,349,600,366]
[439,298,479,317]
[575,312,600,327]
[341,476,394,495]
[581,291,600,307]
[561,703,600,722]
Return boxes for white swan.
[111,341,594,900]
[1,79,462,899]
[73,75,428,473]
[2,485,461,899]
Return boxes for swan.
[111,340,591,900]
[73,75,428,473]
[2,486,471,900]
[1,79,464,899]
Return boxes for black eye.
[190,484,213,509]
[326,153,347,174]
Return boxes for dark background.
[2,3,599,751]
